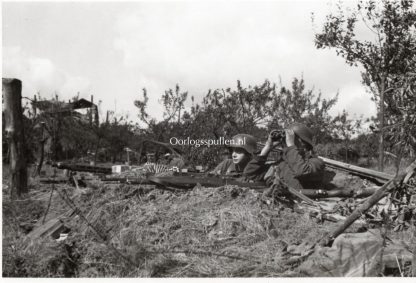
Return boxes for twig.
[145,248,261,263]
[42,169,56,224]
[72,176,79,190]
[83,261,124,268]
[21,96,36,102]
[42,183,55,224]
[395,255,403,277]
[378,213,389,276]
[55,186,137,268]
[412,239,416,277]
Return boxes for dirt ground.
[2,165,415,277]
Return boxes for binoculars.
[270,129,286,144]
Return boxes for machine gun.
[49,157,391,200]
[101,173,265,190]
[100,173,377,199]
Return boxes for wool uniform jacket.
[243,146,325,190]
[211,159,247,176]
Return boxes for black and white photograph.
[2,0,416,278]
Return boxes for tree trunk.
[2,78,28,198]
[378,79,385,171]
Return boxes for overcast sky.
[2,0,377,123]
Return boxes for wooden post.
[34,122,46,176]
[138,142,143,164]
[3,78,28,198]
[89,95,93,125]
[32,94,37,117]
[94,105,99,127]
[126,149,130,165]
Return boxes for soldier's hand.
[285,129,295,147]
[267,130,281,147]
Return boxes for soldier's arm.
[283,146,325,178]
[210,159,232,175]
[243,155,269,180]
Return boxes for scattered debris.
[299,229,384,276]
[26,209,73,240]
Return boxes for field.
[2,162,416,278]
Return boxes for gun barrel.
[319,157,393,183]
[53,162,112,174]
[100,172,379,199]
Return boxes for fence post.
[3,78,28,198]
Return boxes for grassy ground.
[2,182,330,277]
[2,164,415,277]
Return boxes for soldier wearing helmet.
[244,123,325,190]
[211,134,257,176]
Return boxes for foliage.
[98,114,136,163]
[9,83,358,169]
[203,80,275,134]
[323,110,363,163]
[383,72,416,156]
[160,84,188,124]
[268,77,338,144]
[314,0,416,90]
[314,0,416,166]
[332,110,362,141]
[134,78,340,168]
[13,95,140,164]
[353,131,379,158]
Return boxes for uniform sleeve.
[210,159,232,175]
[283,146,325,179]
[243,155,269,181]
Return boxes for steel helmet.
[229,134,257,154]
[289,123,314,148]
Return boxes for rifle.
[148,174,267,190]
[101,173,266,189]
[99,173,377,198]
[52,162,112,174]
